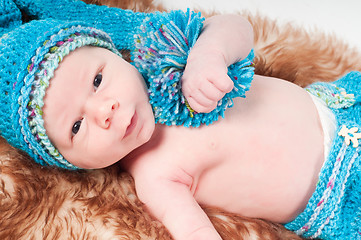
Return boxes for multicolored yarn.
[132,10,255,127]
[286,71,361,239]
[305,82,356,109]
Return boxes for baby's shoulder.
[122,143,186,180]
[124,150,195,201]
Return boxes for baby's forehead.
[62,46,99,61]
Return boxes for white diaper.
[307,92,337,163]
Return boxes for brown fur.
[1,0,361,239]
[248,13,361,86]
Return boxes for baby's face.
[43,46,155,169]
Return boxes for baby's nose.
[86,97,119,128]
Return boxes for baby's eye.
[72,120,82,136]
[93,73,102,90]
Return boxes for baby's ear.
[0,0,22,36]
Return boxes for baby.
[1,0,360,239]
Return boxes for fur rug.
[1,0,361,239]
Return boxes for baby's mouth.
[123,111,138,139]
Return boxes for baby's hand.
[182,50,234,113]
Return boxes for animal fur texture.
[1,0,361,239]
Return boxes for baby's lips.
[123,111,138,139]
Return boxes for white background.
[155,0,361,51]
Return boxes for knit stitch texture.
[285,71,361,240]
[12,0,149,50]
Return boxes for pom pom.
[132,9,254,127]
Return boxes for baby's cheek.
[138,105,156,143]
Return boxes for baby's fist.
[182,54,233,113]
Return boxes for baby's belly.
[193,75,325,223]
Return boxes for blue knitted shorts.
[285,71,361,239]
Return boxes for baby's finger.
[199,81,226,102]
[188,89,215,107]
[211,75,234,93]
[187,96,217,113]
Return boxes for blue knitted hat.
[0,18,121,170]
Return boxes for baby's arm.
[182,14,254,113]
[133,166,222,240]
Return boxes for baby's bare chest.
[172,76,325,221]
[130,76,325,222]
